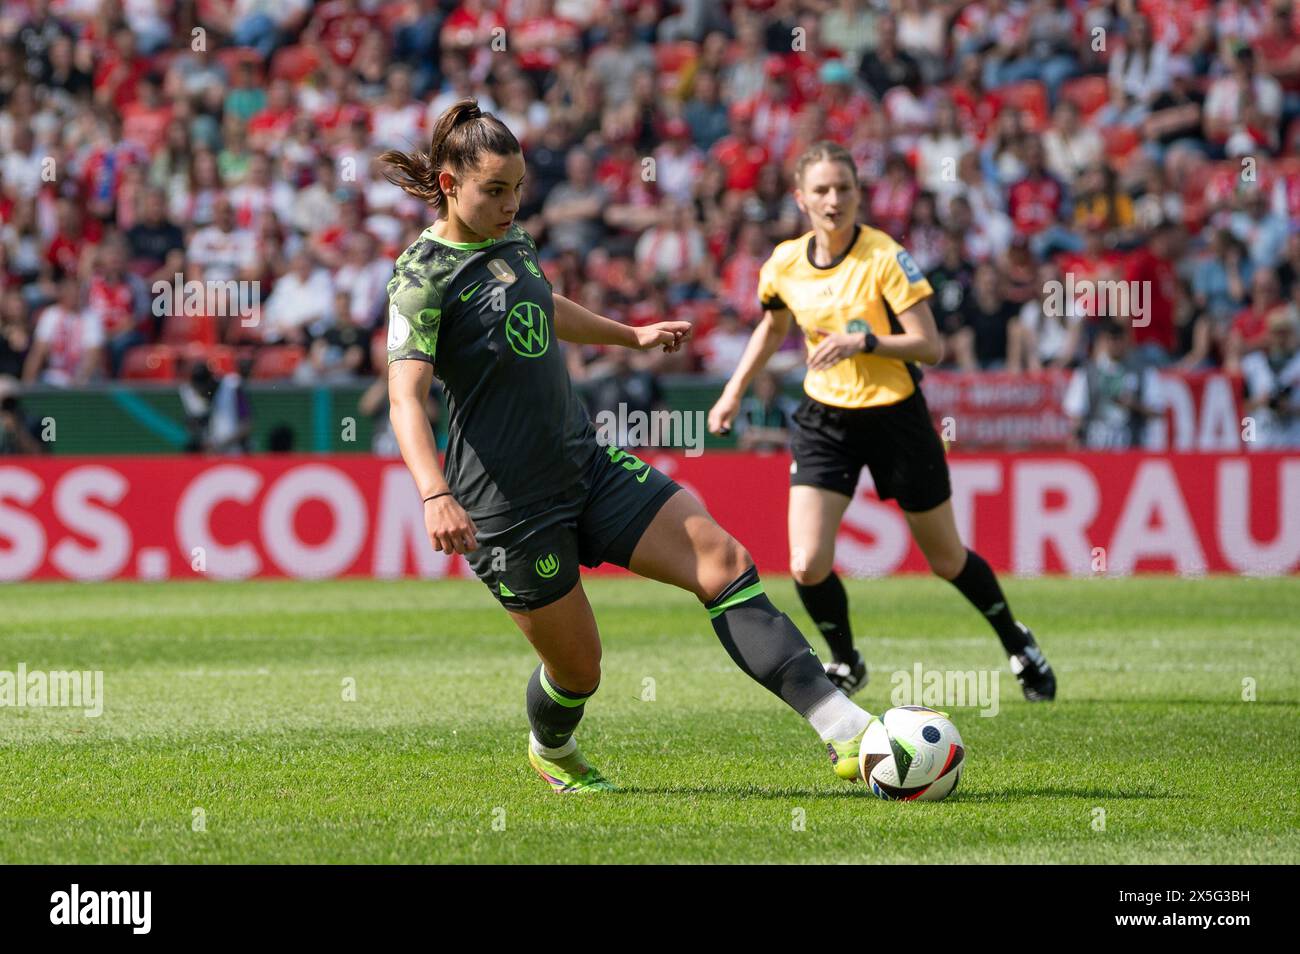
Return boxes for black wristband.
[422,492,452,504]
[862,332,879,354]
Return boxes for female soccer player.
[707,141,1056,702]
[381,101,878,793]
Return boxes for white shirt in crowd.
[263,267,335,342]
[189,225,258,282]
[35,304,104,385]
[1241,350,1300,449]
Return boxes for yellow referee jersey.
[757,224,934,409]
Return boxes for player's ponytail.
[377,98,520,210]
[794,140,859,188]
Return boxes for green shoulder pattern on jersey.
[385,223,542,365]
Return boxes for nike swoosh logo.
[459,281,483,302]
[636,464,650,483]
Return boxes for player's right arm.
[707,305,792,435]
[387,275,477,555]
[388,358,477,555]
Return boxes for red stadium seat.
[270,45,321,82]
[1059,75,1109,120]
[251,346,306,380]
[121,345,178,381]
[161,311,219,347]
[994,80,1049,131]
[191,344,237,376]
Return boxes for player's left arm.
[552,293,690,353]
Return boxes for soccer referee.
[709,141,1056,702]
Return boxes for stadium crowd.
[0,0,1298,444]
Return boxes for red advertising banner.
[921,370,1246,451]
[1,452,1296,581]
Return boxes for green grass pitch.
[1,575,1296,864]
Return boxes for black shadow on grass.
[614,784,864,800]
[950,785,1184,803]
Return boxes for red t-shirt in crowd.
[310,0,380,65]
[711,137,770,192]
[1008,175,1064,235]
[1123,247,1178,352]
[88,276,138,337]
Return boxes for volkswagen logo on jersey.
[505,301,549,357]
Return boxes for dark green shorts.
[464,444,681,611]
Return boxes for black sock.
[794,571,855,663]
[526,663,595,748]
[706,565,837,717]
[947,549,1030,655]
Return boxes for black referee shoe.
[824,650,869,696]
[1009,623,1056,702]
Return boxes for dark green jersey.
[386,223,599,518]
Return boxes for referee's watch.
[860,332,879,354]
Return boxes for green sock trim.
[706,581,766,619]
[539,668,589,708]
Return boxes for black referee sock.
[947,549,1030,655]
[706,565,837,716]
[526,664,596,749]
[794,571,855,663]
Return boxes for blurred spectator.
[88,235,149,376]
[1107,14,1171,124]
[697,306,752,378]
[179,359,251,455]
[1241,309,1300,449]
[652,119,704,205]
[735,369,796,452]
[1064,321,1164,450]
[1043,100,1103,188]
[262,249,334,345]
[953,261,1026,372]
[295,290,366,383]
[0,383,44,455]
[22,276,103,386]
[585,345,664,445]
[0,290,31,378]
[127,186,185,281]
[927,230,975,340]
[634,201,709,303]
[1229,189,1289,272]
[682,70,729,151]
[542,148,607,254]
[1227,268,1288,373]
[589,18,655,105]
[189,197,256,282]
[1019,262,1083,369]
[333,232,391,331]
[1204,47,1282,155]
[821,0,879,72]
[857,13,921,101]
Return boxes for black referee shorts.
[464,444,681,612]
[789,389,951,513]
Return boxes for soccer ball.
[859,706,965,802]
